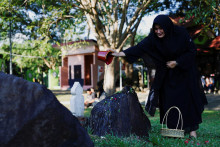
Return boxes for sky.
[137,11,169,35]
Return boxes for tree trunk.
[125,33,136,79]
[124,61,133,79]
[103,57,116,95]
[128,64,133,79]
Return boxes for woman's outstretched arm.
[111,51,125,57]
[107,49,125,57]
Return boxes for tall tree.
[71,0,165,94]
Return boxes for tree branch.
[125,0,151,34]
[89,2,111,47]
[91,0,98,8]
[130,14,143,32]
[49,15,75,28]
[111,0,119,48]
[85,13,99,39]
[118,0,151,48]
[117,33,132,51]
[73,0,92,14]
[97,2,109,36]
[119,0,130,38]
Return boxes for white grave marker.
[70,82,84,117]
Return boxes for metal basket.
[161,106,184,138]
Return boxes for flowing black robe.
[123,15,207,132]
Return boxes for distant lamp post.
[120,60,122,91]
[9,0,12,74]
[9,18,12,74]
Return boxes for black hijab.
[150,15,187,61]
[153,14,174,38]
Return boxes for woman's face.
[154,24,165,38]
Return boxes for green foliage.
[172,0,219,36]
[0,0,86,78]
[135,34,148,44]
[0,38,61,82]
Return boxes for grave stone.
[89,86,151,137]
[70,82,84,117]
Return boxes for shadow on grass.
[51,90,71,96]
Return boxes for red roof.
[197,48,210,53]
[170,16,203,37]
[188,25,203,37]
[170,16,194,27]
[209,36,220,49]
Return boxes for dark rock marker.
[90,86,151,137]
[0,72,93,147]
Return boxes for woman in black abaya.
[111,15,207,138]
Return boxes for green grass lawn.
[87,109,220,147]
[55,92,220,146]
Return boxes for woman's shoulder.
[174,25,188,34]
[173,25,190,39]
[138,32,155,45]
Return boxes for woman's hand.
[111,52,125,57]
[107,49,125,57]
[107,49,116,53]
[166,61,178,68]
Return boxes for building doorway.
[84,55,93,85]
[74,65,82,79]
